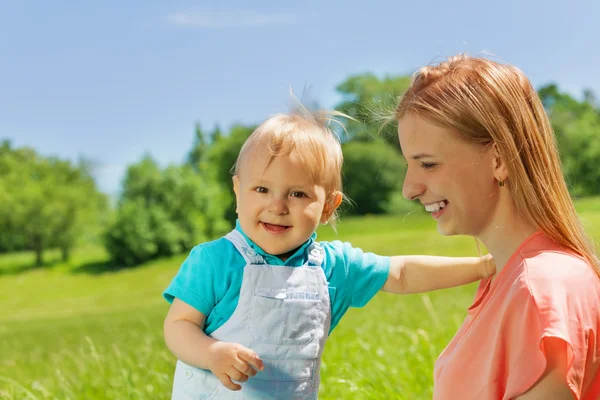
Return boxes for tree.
[0,142,27,252]
[0,143,108,264]
[341,139,407,215]
[206,124,255,224]
[45,158,109,262]
[105,156,228,266]
[187,123,255,225]
[538,84,600,196]
[335,73,411,147]
[186,123,207,171]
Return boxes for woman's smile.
[424,200,449,220]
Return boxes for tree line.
[2,74,599,267]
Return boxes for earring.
[498,179,505,187]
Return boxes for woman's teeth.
[425,201,447,213]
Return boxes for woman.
[395,54,600,399]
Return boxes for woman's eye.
[290,191,307,198]
[255,187,268,194]
[421,162,436,170]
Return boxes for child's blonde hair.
[395,54,600,278]
[234,107,348,227]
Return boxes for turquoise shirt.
[163,222,390,335]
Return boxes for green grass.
[1,198,599,399]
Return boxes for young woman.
[395,54,600,400]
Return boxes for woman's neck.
[478,204,539,275]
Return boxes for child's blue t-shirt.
[163,222,390,335]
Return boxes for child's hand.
[481,253,496,278]
[207,341,265,391]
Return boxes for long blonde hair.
[396,54,600,277]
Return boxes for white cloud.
[166,10,300,29]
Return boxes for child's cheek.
[303,202,324,219]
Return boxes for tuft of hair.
[394,53,600,278]
[233,103,351,229]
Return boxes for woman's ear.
[492,143,509,182]
[321,192,343,224]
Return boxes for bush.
[385,191,424,215]
[342,139,406,215]
[104,200,158,266]
[105,158,228,266]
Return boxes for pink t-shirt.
[434,232,600,400]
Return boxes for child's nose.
[269,198,289,215]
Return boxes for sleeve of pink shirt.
[503,252,600,400]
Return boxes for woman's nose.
[402,170,426,201]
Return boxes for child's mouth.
[261,222,291,233]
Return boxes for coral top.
[434,232,600,399]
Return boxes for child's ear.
[320,192,343,224]
[232,176,240,213]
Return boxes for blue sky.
[2,0,599,196]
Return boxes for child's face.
[233,153,330,259]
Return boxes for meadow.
[1,199,599,399]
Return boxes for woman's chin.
[436,222,458,237]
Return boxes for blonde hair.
[234,107,348,227]
[395,54,600,278]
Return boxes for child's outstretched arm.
[164,298,264,391]
[381,254,495,294]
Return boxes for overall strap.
[306,242,325,267]
[224,230,266,265]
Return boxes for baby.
[163,107,494,399]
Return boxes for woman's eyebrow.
[411,153,436,160]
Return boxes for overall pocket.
[248,288,321,345]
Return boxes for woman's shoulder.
[515,241,600,310]
[505,232,595,285]
[520,244,598,288]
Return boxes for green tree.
[341,139,407,215]
[0,143,108,264]
[0,142,27,251]
[187,123,208,172]
[335,73,411,147]
[538,84,600,196]
[187,124,255,225]
[207,125,255,224]
[105,156,228,266]
[45,158,109,262]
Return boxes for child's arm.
[381,254,495,294]
[164,298,264,391]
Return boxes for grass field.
[1,200,599,399]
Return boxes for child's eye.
[421,162,437,170]
[290,191,307,198]
[254,187,268,194]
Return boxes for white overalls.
[172,229,332,399]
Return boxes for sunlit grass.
[1,197,598,399]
